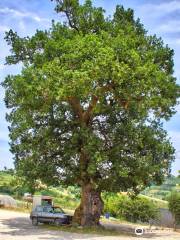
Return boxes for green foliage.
[35,186,80,209]
[51,0,106,34]
[0,171,43,197]
[104,193,158,223]
[2,0,179,198]
[0,171,80,209]
[141,175,180,200]
[0,171,15,195]
[139,195,168,209]
[168,191,180,228]
[67,185,81,199]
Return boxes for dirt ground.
[0,209,180,240]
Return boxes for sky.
[0,0,179,175]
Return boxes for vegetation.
[141,175,180,200]
[40,224,132,236]
[0,170,41,197]
[168,191,180,229]
[0,170,79,209]
[0,171,167,222]
[0,171,15,195]
[140,195,168,209]
[103,193,158,223]
[36,186,80,210]
[2,0,179,226]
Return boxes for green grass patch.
[40,224,132,236]
[140,194,168,209]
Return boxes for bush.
[168,191,180,229]
[120,197,158,222]
[103,193,126,218]
[103,193,158,223]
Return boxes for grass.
[35,187,80,210]
[0,170,173,233]
[141,176,180,201]
[40,224,133,236]
[0,172,14,194]
[0,206,30,213]
[0,171,13,183]
[0,204,133,237]
[140,194,168,209]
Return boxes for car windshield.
[53,207,65,214]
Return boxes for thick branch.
[52,0,79,31]
[64,9,79,32]
[83,95,98,124]
[68,96,84,121]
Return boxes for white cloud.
[19,20,26,32]
[168,130,180,175]
[169,130,180,154]
[165,38,180,47]
[0,64,5,70]
[0,146,13,169]
[0,25,9,32]
[139,1,180,17]
[136,1,180,36]
[174,104,180,114]
[155,19,180,34]
[0,7,50,23]
[0,129,9,142]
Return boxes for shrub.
[103,193,158,223]
[120,197,158,222]
[67,186,81,199]
[168,191,180,229]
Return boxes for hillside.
[0,170,80,209]
[0,170,179,209]
[141,176,180,200]
[1,170,180,226]
[0,171,15,195]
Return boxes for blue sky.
[0,0,179,175]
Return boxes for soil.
[0,209,180,240]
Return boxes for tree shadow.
[102,222,177,239]
[0,216,95,239]
[0,215,177,239]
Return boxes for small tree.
[168,192,180,230]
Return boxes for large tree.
[2,0,179,226]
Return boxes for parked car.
[30,205,73,226]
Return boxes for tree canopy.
[2,0,179,226]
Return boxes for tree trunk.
[73,183,104,226]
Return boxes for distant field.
[0,171,80,210]
[0,170,179,212]
[141,176,180,200]
[0,171,14,195]
[139,194,168,209]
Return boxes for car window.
[53,207,65,214]
[43,206,53,213]
[36,206,43,212]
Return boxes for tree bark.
[68,97,103,226]
[73,183,104,226]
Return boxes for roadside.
[1,209,180,240]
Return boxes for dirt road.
[0,209,180,240]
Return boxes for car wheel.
[54,219,61,226]
[32,217,38,226]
